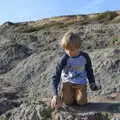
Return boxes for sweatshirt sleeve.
[51,54,68,96]
[83,52,95,84]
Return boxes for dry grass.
[16,10,120,33]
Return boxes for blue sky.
[0,0,120,24]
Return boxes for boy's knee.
[76,95,88,105]
[64,98,74,105]
[76,98,88,105]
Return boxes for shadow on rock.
[52,102,120,120]
[59,102,120,113]
[0,99,22,115]
[0,87,23,115]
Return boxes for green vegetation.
[0,116,8,120]
[111,35,120,45]
[96,11,117,20]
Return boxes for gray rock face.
[0,12,120,119]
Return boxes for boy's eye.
[66,48,74,51]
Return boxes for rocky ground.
[0,10,120,119]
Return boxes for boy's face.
[64,47,80,57]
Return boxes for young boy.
[51,31,99,109]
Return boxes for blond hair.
[60,31,81,49]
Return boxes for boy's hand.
[50,95,57,109]
[90,83,101,91]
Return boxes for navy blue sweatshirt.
[51,51,95,96]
